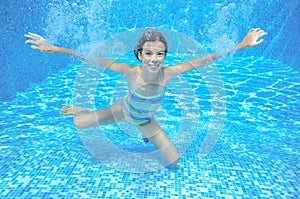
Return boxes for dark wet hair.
[134,28,168,62]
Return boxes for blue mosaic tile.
[1,58,299,198]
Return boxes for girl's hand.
[237,28,267,50]
[25,32,57,53]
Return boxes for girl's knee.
[74,116,89,129]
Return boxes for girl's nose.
[150,54,159,62]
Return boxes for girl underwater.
[25,28,267,165]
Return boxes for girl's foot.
[60,105,89,115]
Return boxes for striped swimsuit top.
[121,72,165,126]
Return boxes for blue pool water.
[1,57,299,198]
[1,0,299,198]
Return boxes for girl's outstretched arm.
[165,28,267,77]
[24,32,131,75]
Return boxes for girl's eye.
[157,52,165,57]
[143,51,165,57]
[145,51,153,56]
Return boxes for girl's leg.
[138,119,180,164]
[60,101,124,129]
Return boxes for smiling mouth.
[148,64,160,71]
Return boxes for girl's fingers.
[258,30,267,36]
[24,34,35,40]
[31,45,41,51]
[256,39,264,45]
[28,32,42,38]
[25,32,45,41]
[25,39,39,45]
[249,28,266,34]
[28,32,39,36]
[25,39,32,44]
[249,28,259,32]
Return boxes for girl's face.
[139,40,166,73]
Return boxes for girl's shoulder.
[124,66,139,78]
[162,67,174,84]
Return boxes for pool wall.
[0,0,299,101]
